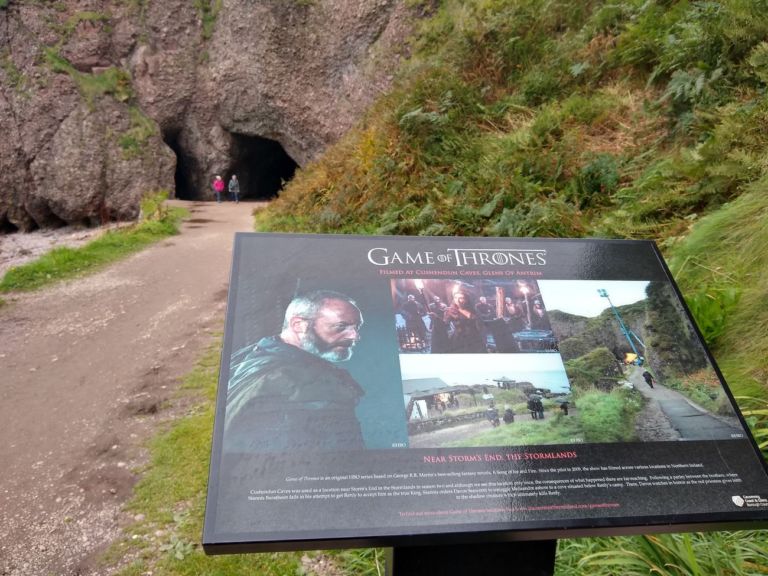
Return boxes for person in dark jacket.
[225,291,365,453]
[642,370,655,389]
[402,294,427,344]
[228,174,240,203]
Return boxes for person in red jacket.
[212,175,225,203]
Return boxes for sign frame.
[203,233,768,554]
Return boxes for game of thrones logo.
[367,247,547,268]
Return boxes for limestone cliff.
[0,0,417,231]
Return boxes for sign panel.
[204,234,768,553]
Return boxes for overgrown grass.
[449,413,583,447]
[555,531,768,576]
[258,0,768,241]
[575,388,643,443]
[104,342,383,576]
[667,190,768,401]
[250,1,768,571]
[664,369,733,416]
[0,192,185,293]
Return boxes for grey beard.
[300,330,353,362]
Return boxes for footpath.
[0,201,254,576]
[629,366,743,441]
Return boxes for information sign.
[204,234,768,554]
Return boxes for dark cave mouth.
[0,216,20,234]
[164,131,197,201]
[164,132,298,201]
[229,134,298,200]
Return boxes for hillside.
[258,0,768,421]
[256,3,768,569]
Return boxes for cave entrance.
[0,215,20,234]
[164,131,198,200]
[229,134,298,200]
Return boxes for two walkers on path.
[212,174,240,203]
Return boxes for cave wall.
[0,0,417,228]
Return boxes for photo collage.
[389,277,738,449]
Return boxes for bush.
[570,153,620,208]
[558,337,591,361]
[575,388,641,443]
[565,347,622,390]
[140,190,170,221]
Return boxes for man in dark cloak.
[224,290,365,453]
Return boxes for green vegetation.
[450,413,582,447]
[194,0,223,40]
[556,531,768,575]
[246,0,768,572]
[0,192,184,293]
[737,396,768,453]
[258,0,768,241]
[667,190,768,399]
[1,49,29,93]
[644,281,709,380]
[665,369,732,415]
[554,301,646,362]
[564,347,621,390]
[43,47,133,106]
[119,106,160,157]
[42,48,160,153]
[51,10,112,40]
[576,388,642,442]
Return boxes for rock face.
[0,0,416,231]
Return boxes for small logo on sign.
[732,495,745,507]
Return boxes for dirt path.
[0,201,255,576]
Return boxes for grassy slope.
[256,0,768,436]
[259,0,768,240]
[249,0,768,573]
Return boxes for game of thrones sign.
[203,233,768,553]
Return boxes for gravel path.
[0,201,255,576]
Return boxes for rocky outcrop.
[28,100,175,227]
[0,0,418,231]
